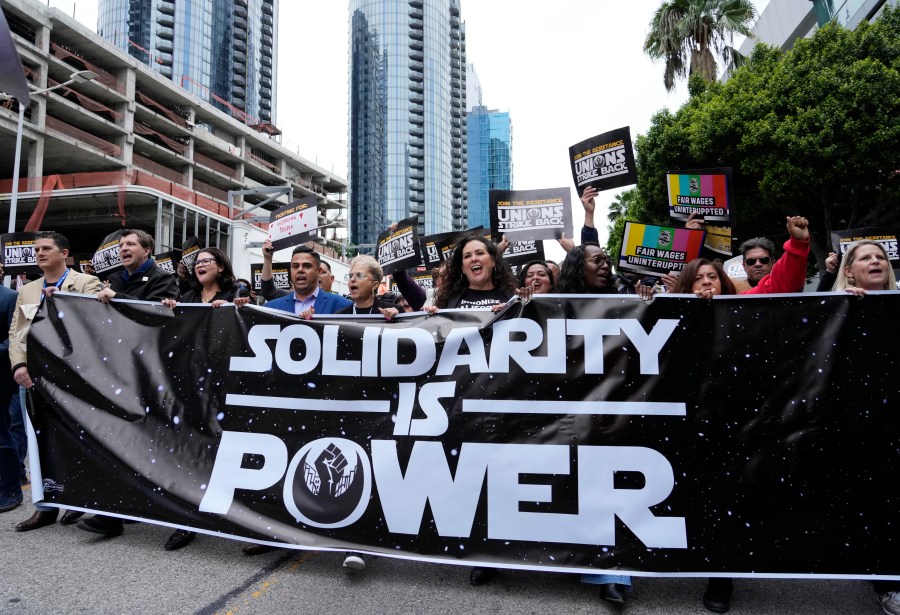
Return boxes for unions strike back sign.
[619,221,706,276]
[667,169,734,224]
[502,240,546,277]
[0,232,40,275]
[250,262,291,292]
[489,188,573,242]
[91,229,124,280]
[376,216,422,276]
[181,237,201,270]
[27,294,900,579]
[154,250,181,275]
[569,127,637,194]
[830,228,900,269]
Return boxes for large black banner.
[26,293,900,578]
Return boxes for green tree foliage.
[613,8,900,267]
[644,0,757,91]
[607,189,636,224]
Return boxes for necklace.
[201,289,218,303]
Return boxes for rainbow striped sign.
[619,221,706,275]
[667,170,732,223]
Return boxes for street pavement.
[0,483,884,615]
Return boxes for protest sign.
[0,232,40,275]
[153,250,181,275]
[250,262,291,292]
[270,196,318,251]
[724,254,748,283]
[502,239,546,277]
[569,127,637,194]
[27,293,900,578]
[181,237,201,270]
[376,216,422,276]
[419,231,456,268]
[91,230,124,280]
[704,224,733,257]
[70,254,95,274]
[490,189,572,242]
[830,228,900,268]
[667,168,733,224]
[434,227,488,263]
[619,221,706,276]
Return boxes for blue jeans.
[581,573,632,586]
[20,386,52,511]
[0,386,20,497]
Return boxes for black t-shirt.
[455,288,509,310]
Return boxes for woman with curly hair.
[430,234,518,310]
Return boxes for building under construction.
[0,0,347,281]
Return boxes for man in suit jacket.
[9,231,102,531]
[265,245,351,316]
[241,244,349,557]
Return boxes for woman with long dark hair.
[517,260,556,294]
[163,247,249,307]
[430,234,518,310]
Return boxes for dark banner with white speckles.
[25,292,900,578]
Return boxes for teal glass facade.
[349,0,467,250]
[98,0,277,124]
[466,106,512,229]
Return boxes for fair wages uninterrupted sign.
[27,293,900,579]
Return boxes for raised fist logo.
[286,438,371,527]
[314,443,349,497]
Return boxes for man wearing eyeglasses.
[738,217,810,295]
[739,238,776,289]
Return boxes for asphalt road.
[1,482,885,615]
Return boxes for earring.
[847,274,856,286]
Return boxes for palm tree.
[644,0,757,91]
[608,190,635,224]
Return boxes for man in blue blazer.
[265,245,351,316]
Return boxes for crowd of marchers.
[0,187,897,614]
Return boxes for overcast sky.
[53,0,768,260]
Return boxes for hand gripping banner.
[25,292,900,579]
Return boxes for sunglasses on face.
[346,272,371,281]
[744,257,771,266]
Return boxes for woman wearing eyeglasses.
[556,241,633,603]
[336,255,399,320]
[558,243,617,294]
[163,248,249,308]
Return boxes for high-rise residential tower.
[349,0,467,250]
[466,106,512,229]
[98,0,277,125]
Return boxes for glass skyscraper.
[349,0,467,249]
[98,0,277,125]
[466,106,512,230]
